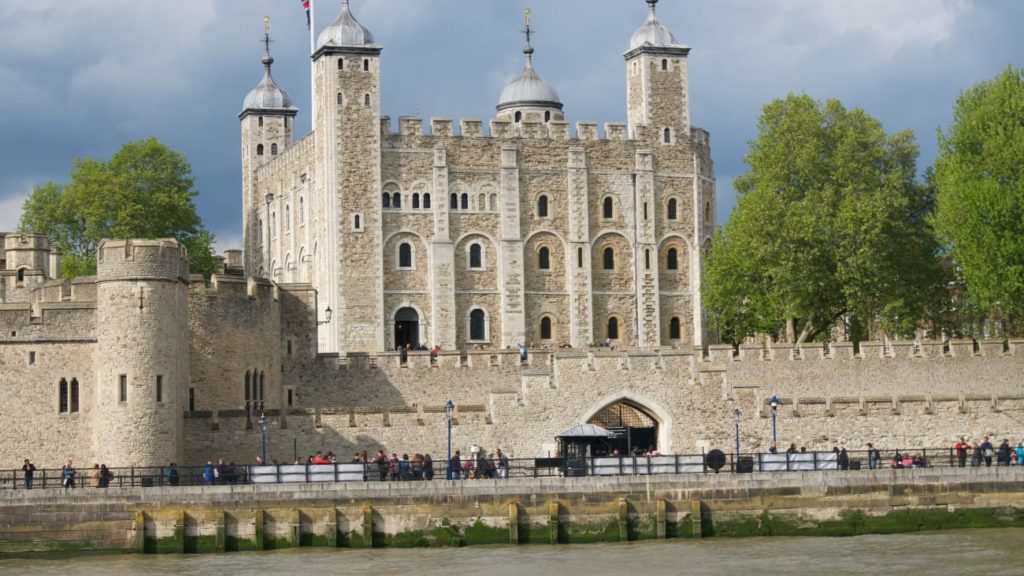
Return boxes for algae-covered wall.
[0,468,1021,556]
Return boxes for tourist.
[22,459,35,490]
[867,443,881,470]
[901,453,913,468]
[519,342,528,363]
[375,450,388,481]
[971,444,983,467]
[411,453,423,479]
[768,442,778,454]
[911,453,925,468]
[61,460,76,489]
[449,450,462,480]
[398,454,411,480]
[786,443,797,454]
[431,344,440,364]
[891,452,902,468]
[100,464,112,488]
[203,461,215,485]
[424,453,434,480]
[955,437,970,467]
[89,464,102,488]
[838,448,850,470]
[979,436,994,467]
[167,463,180,487]
[1015,443,1024,467]
[496,448,509,479]
[997,439,1012,466]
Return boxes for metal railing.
[2,447,1017,490]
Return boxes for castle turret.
[92,239,190,467]
[240,16,298,276]
[2,233,55,301]
[496,9,564,126]
[625,0,691,140]
[312,0,384,353]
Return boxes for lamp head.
[445,399,455,416]
[770,395,779,409]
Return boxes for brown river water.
[4,528,1022,575]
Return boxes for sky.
[1,0,1021,253]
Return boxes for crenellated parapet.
[716,340,1020,365]
[96,239,189,284]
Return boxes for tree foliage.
[19,138,215,278]
[704,94,948,344]
[934,66,1024,329]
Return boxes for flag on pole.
[301,0,311,30]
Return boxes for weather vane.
[263,15,274,53]
[523,7,533,45]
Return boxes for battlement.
[705,339,1022,364]
[189,273,279,302]
[253,132,315,181]
[97,239,190,283]
[379,115,710,146]
[3,233,50,255]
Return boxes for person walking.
[61,460,76,489]
[979,436,994,467]
[167,463,180,486]
[21,459,35,490]
[996,439,1011,466]
[867,443,881,470]
[955,437,970,467]
[202,461,215,486]
[450,450,462,480]
[423,453,434,480]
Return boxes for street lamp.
[258,413,268,465]
[770,395,779,444]
[264,192,274,278]
[445,400,455,479]
[732,408,741,458]
[318,307,333,325]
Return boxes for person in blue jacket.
[202,461,215,485]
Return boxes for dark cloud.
[1,0,1022,249]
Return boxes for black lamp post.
[318,307,333,325]
[770,395,779,444]
[732,408,741,458]
[258,413,268,465]
[445,400,455,479]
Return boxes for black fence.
[3,447,1015,490]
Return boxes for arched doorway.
[394,307,420,350]
[587,400,659,456]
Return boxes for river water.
[5,529,1022,575]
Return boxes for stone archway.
[581,393,672,454]
[394,307,420,350]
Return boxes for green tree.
[704,94,948,345]
[19,138,215,278]
[934,66,1024,332]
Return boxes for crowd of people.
[954,436,1024,467]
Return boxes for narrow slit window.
[668,198,678,220]
[667,248,679,270]
[608,318,619,340]
[156,375,163,403]
[578,248,584,268]
[363,59,369,71]
[423,193,431,209]
[354,214,361,229]
[538,247,551,270]
[645,249,651,270]
[59,378,68,413]
[603,197,613,219]
[399,243,413,268]
[540,317,552,340]
[287,389,294,407]
[470,309,486,341]
[189,388,195,412]
[469,244,482,269]
[670,317,681,340]
[119,375,128,403]
[450,193,458,209]
[537,195,549,218]
[603,248,615,270]
[70,378,79,413]
[338,59,344,70]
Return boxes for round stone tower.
[92,239,190,468]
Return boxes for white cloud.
[212,232,243,255]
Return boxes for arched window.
[257,144,264,156]
[398,243,413,268]
[478,193,486,210]
[667,198,678,220]
[469,244,482,269]
[545,111,551,122]
[514,111,522,123]
[470,309,486,341]
[603,197,614,219]
[662,59,668,71]
[670,317,681,340]
[258,116,264,127]
[271,143,278,155]
[17,268,26,283]
[705,201,711,223]
[354,214,361,229]
[450,193,458,209]
[258,220,263,245]
[538,247,551,270]
[382,193,391,208]
[490,193,498,210]
[364,93,370,106]
[285,204,291,231]
[59,378,68,413]
[667,248,679,270]
[540,317,552,340]
[537,195,549,218]
[663,128,671,144]
[412,193,420,209]
[607,317,619,340]
[337,92,343,105]
[603,247,615,270]
[338,59,344,70]
[244,371,251,405]
[423,193,431,209]
[460,193,469,210]
[363,59,369,71]
[70,378,79,412]
[392,192,402,209]
[259,371,265,407]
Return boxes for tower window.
[364,93,370,106]
[271,143,279,155]
[29,351,36,365]
[338,59,344,70]
[607,317,619,340]
[189,388,195,412]
[119,375,128,403]
[299,197,305,224]
[644,202,649,220]
[603,247,615,270]
[245,371,251,404]
[363,59,369,71]
[287,388,294,407]
[423,193,431,209]
[257,144,264,156]
[337,92,343,106]
[645,249,651,270]
[392,192,402,209]
[398,243,413,269]
[538,247,551,270]
[603,197,614,219]
[537,195,549,218]
[383,193,391,208]
[670,317,681,340]
[663,128,672,144]
[287,340,293,355]
[469,309,487,341]
[514,111,522,123]
[259,116,264,127]
[578,248,584,268]
[667,248,679,270]
[450,193,458,210]
[662,59,668,71]
[478,193,486,210]
[412,193,420,209]
[59,378,68,413]
[259,372,264,405]
[156,375,163,403]
[545,111,551,122]
[469,243,482,269]
[540,317,553,340]
[354,214,361,230]
[285,205,291,231]
[705,201,711,224]
[70,378,79,413]
[668,198,678,220]
[460,193,469,210]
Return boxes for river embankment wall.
[0,468,1022,555]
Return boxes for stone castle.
[1,1,1022,469]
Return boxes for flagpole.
[310,0,317,126]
